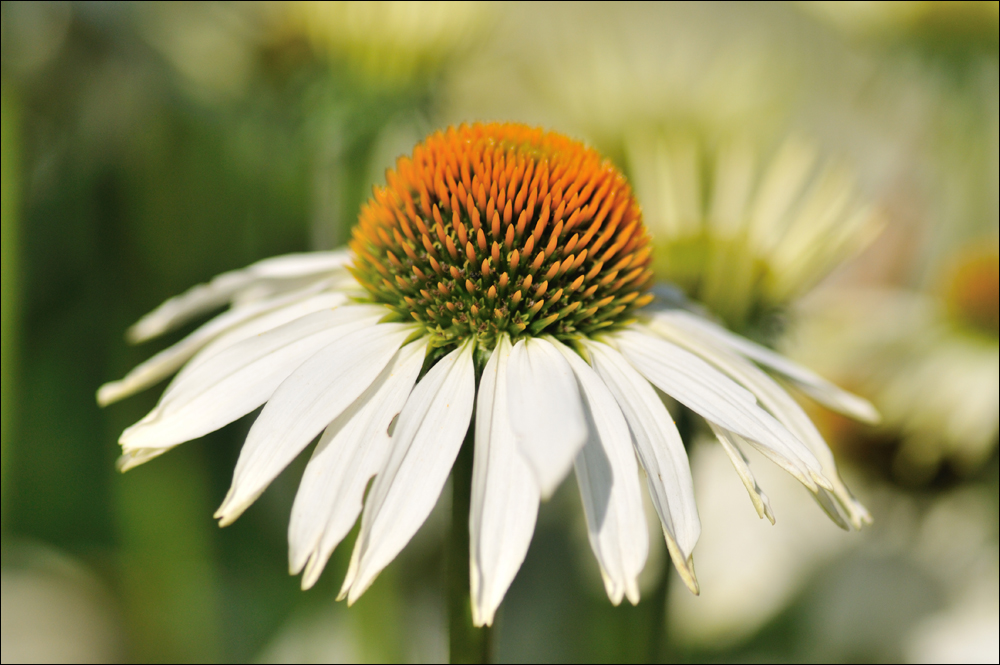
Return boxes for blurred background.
[1,2,997,662]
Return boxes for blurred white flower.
[627,132,882,332]
[1,541,123,663]
[280,1,484,87]
[790,242,998,480]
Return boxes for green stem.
[448,427,493,664]
[1,83,21,533]
[646,563,670,663]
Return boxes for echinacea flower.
[280,0,483,86]
[790,241,998,480]
[100,123,877,626]
[626,131,882,333]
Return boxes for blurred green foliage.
[2,82,21,532]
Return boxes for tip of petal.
[116,446,171,472]
[600,571,625,607]
[625,580,641,606]
[664,533,700,596]
[97,381,125,407]
[213,488,245,527]
[299,562,320,592]
[810,470,835,492]
[115,454,142,473]
[846,396,881,426]
[471,604,494,628]
[126,321,157,345]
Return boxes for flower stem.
[448,427,493,664]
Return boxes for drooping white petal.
[214,323,414,526]
[707,423,775,524]
[288,337,428,588]
[614,328,828,492]
[554,339,648,606]
[119,304,384,453]
[470,335,540,627]
[116,446,171,473]
[651,309,879,424]
[582,340,701,594]
[127,250,350,343]
[341,340,476,604]
[506,337,588,499]
[169,291,349,385]
[648,318,869,529]
[98,286,347,406]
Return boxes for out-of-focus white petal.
[98,286,347,406]
[614,328,829,493]
[288,338,428,589]
[506,337,588,499]
[554,340,648,606]
[341,340,476,604]
[583,340,701,594]
[127,251,351,343]
[214,323,414,526]
[651,309,879,424]
[243,251,352,279]
[707,423,775,524]
[649,317,869,529]
[118,305,384,454]
[470,335,540,627]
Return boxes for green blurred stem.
[646,406,696,663]
[448,427,493,664]
[116,447,222,662]
[1,83,22,532]
[646,560,671,663]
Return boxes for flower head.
[100,123,877,626]
[791,240,998,480]
[350,123,653,348]
[626,132,882,334]
[280,1,483,87]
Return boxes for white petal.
[247,251,351,279]
[214,323,414,526]
[119,304,384,453]
[649,318,869,529]
[470,335,540,627]
[707,424,775,524]
[115,447,171,472]
[98,286,347,406]
[554,340,648,606]
[342,340,476,603]
[651,309,879,424]
[614,328,828,493]
[170,291,348,384]
[506,337,588,499]
[127,251,350,343]
[582,340,701,594]
[288,337,428,588]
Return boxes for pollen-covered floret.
[350,122,654,349]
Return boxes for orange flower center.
[350,122,653,348]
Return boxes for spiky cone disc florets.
[350,123,655,351]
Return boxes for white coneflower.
[280,1,483,86]
[626,132,882,332]
[791,242,998,480]
[100,123,876,626]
